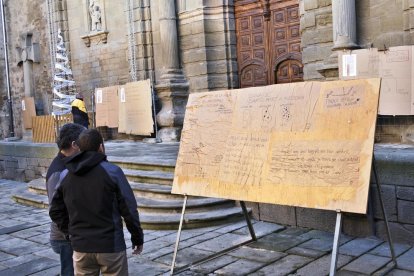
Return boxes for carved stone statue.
[89,0,102,31]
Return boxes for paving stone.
[127,257,170,276]
[286,246,327,258]
[27,233,51,245]
[336,271,366,275]
[386,269,414,275]
[339,237,383,257]
[10,226,47,238]
[251,254,312,276]
[141,239,172,256]
[0,237,48,255]
[0,222,39,235]
[144,245,174,260]
[300,229,335,240]
[179,231,222,248]
[227,246,286,263]
[189,255,238,274]
[300,238,336,252]
[0,252,14,262]
[214,259,266,275]
[192,233,250,253]
[341,254,390,274]
[157,229,208,244]
[249,233,309,252]
[279,227,310,236]
[295,254,354,276]
[0,257,58,275]
[396,248,414,271]
[369,242,411,258]
[33,248,60,261]
[0,254,42,268]
[214,220,248,234]
[155,247,212,267]
[232,221,285,238]
[28,265,60,276]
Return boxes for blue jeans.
[50,239,74,276]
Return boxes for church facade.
[1,0,414,243]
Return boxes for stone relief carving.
[89,0,102,32]
[81,0,108,47]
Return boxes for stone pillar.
[332,0,358,50]
[155,0,189,142]
[17,33,40,97]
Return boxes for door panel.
[235,0,303,88]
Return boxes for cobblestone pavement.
[0,179,413,276]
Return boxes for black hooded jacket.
[49,151,143,253]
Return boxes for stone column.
[332,0,358,50]
[155,0,189,142]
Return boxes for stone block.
[182,48,207,64]
[396,248,414,271]
[215,259,266,275]
[397,186,414,201]
[249,232,309,252]
[302,45,333,64]
[250,255,312,276]
[339,237,383,257]
[184,62,207,77]
[398,200,414,224]
[303,12,316,28]
[370,184,397,221]
[301,27,333,46]
[318,0,331,8]
[304,0,318,11]
[180,34,205,50]
[259,204,296,226]
[227,246,286,263]
[295,254,353,275]
[316,13,332,26]
[296,207,336,232]
[375,221,414,245]
[341,254,391,275]
[207,60,235,74]
[303,62,324,80]
[205,32,234,47]
[369,242,411,258]
[204,19,227,33]
[190,255,238,274]
[286,246,326,258]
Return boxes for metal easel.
[170,197,257,275]
[329,154,397,276]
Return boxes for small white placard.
[96,89,103,104]
[120,87,126,103]
[342,54,357,77]
[22,100,26,111]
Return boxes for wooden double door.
[235,0,303,88]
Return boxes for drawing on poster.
[172,79,380,214]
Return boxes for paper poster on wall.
[172,79,381,214]
[118,79,154,136]
[22,97,36,129]
[338,46,414,115]
[95,86,119,128]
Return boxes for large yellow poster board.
[118,80,154,135]
[172,79,381,214]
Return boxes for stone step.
[140,207,246,230]
[29,178,179,200]
[123,168,174,185]
[11,192,246,230]
[136,197,234,213]
[108,156,175,173]
[130,182,183,200]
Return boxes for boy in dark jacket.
[49,129,143,275]
[46,123,85,276]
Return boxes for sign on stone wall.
[95,86,119,128]
[339,46,414,115]
[172,79,381,214]
[118,80,154,136]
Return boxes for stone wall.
[177,0,238,92]
[0,141,56,182]
[0,9,7,140]
[1,0,52,138]
[66,0,130,107]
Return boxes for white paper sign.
[21,100,26,111]
[120,87,126,103]
[96,89,103,104]
[342,54,357,77]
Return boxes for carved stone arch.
[273,53,303,84]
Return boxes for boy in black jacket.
[49,129,143,275]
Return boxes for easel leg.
[329,211,342,276]
[240,201,257,241]
[170,195,188,275]
[372,156,398,271]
